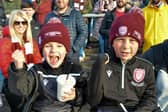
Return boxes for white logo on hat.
[39,36,42,44]
[133,30,141,41]
[133,68,145,83]
[45,31,62,37]
[118,26,127,36]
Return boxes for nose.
[122,39,131,49]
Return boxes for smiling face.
[42,42,67,68]
[112,36,139,63]
[55,0,69,9]
[13,16,28,35]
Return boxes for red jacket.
[0,38,42,78]
[33,0,52,25]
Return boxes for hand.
[12,50,25,69]
[61,88,76,102]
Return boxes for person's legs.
[79,39,87,62]
[99,35,104,53]
[104,37,110,53]
[86,17,95,49]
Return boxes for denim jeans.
[99,35,104,53]
[0,70,4,93]
[99,35,110,53]
[156,69,168,112]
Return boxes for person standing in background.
[0,0,7,27]
[99,0,129,53]
[33,0,52,25]
[21,1,41,43]
[2,0,22,18]
[142,0,168,52]
[45,0,88,64]
[69,0,93,62]
[92,0,116,53]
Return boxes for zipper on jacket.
[120,103,128,112]
[121,63,126,89]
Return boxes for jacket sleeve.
[8,63,35,97]
[72,11,88,52]
[134,64,157,112]
[87,54,106,108]
[0,38,12,78]
[141,47,155,64]
[32,40,42,64]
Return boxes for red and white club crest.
[133,68,145,83]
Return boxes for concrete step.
[81,46,99,73]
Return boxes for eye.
[57,44,62,48]
[130,38,136,41]
[44,44,52,48]
[130,38,137,43]
[115,38,124,42]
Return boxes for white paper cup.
[56,74,76,102]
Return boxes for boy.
[88,12,159,112]
[8,23,87,112]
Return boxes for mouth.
[121,51,130,57]
[49,55,60,65]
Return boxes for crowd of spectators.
[0,0,168,112]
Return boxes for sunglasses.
[14,21,28,25]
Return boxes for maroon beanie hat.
[109,12,145,47]
[38,23,70,52]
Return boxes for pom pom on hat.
[109,12,145,47]
[38,23,70,52]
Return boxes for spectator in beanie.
[99,0,129,53]
[45,0,88,64]
[8,23,87,112]
[88,12,159,112]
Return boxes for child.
[88,12,159,112]
[8,23,87,112]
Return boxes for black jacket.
[8,58,87,111]
[142,39,168,71]
[88,50,157,112]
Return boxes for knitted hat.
[109,12,145,47]
[38,23,70,52]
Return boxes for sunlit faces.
[13,16,28,35]
[55,0,69,9]
[116,0,127,8]
[42,42,67,68]
[112,36,139,63]
[22,8,35,20]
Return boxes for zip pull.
[120,103,128,112]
